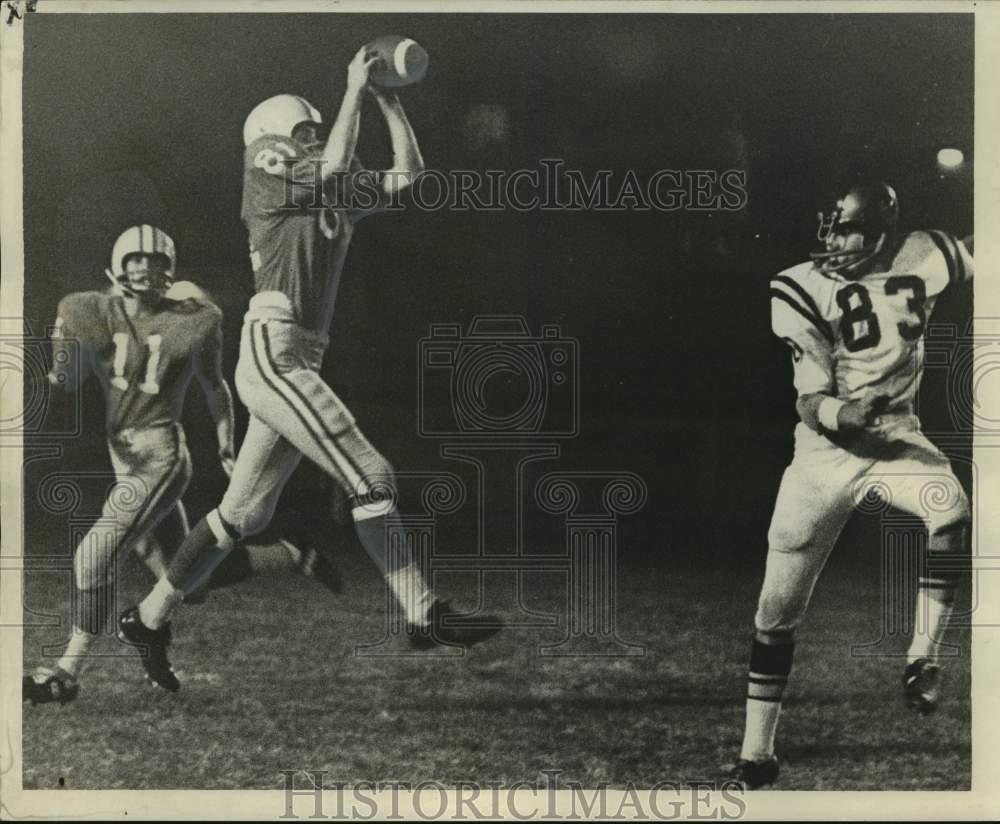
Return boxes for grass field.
[21,541,970,792]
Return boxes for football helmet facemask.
[107,224,176,297]
[811,181,899,276]
[243,94,323,149]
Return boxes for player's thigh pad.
[75,427,192,590]
[332,425,396,516]
[219,415,303,537]
[863,433,969,534]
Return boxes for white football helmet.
[108,224,176,296]
[243,94,322,147]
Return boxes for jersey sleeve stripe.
[772,275,827,327]
[940,230,965,284]
[928,229,960,284]
[773,275,836,344]
[954,234,969,283]
[770,288,834,345]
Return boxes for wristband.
[817,396,846,431]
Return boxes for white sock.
[740,699,782,762]
[56,626,97,677]
[138,576,184,630]
[907,588,955,663]
[385,562,434,627]
[135,541,169,580]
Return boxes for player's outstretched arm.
[321,46,380,177]
[193,318,236,477]
[367,86,425,195]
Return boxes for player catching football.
[23,225,236,705]
[117,46,500,692]
[728,182,974,789]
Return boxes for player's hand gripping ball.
[367,35,429,87]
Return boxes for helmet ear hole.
[291,121,326,149]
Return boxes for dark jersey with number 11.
[50,287,223,434]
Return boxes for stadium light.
[937,147,965,170]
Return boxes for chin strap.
[105,267,136,297]
[810,233,886,274]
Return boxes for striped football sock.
[740,635,794,762]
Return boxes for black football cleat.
[23,666,79,705]
[726,756,780,790]
[904,658,940,715]
[407,600,503,650]
[117,606,180,692]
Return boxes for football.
[367,35,429,88]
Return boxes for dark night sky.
[21,13,974,561]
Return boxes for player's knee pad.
[754,605,804,638]
[928,515,969,555]
[754,584,808,638]
[216,500,272,541]
[925,487,970,543]
[349,451,397,522]
[766,521,811,555]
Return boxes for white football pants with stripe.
[218,292,395,540]
[73,424,190,629]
